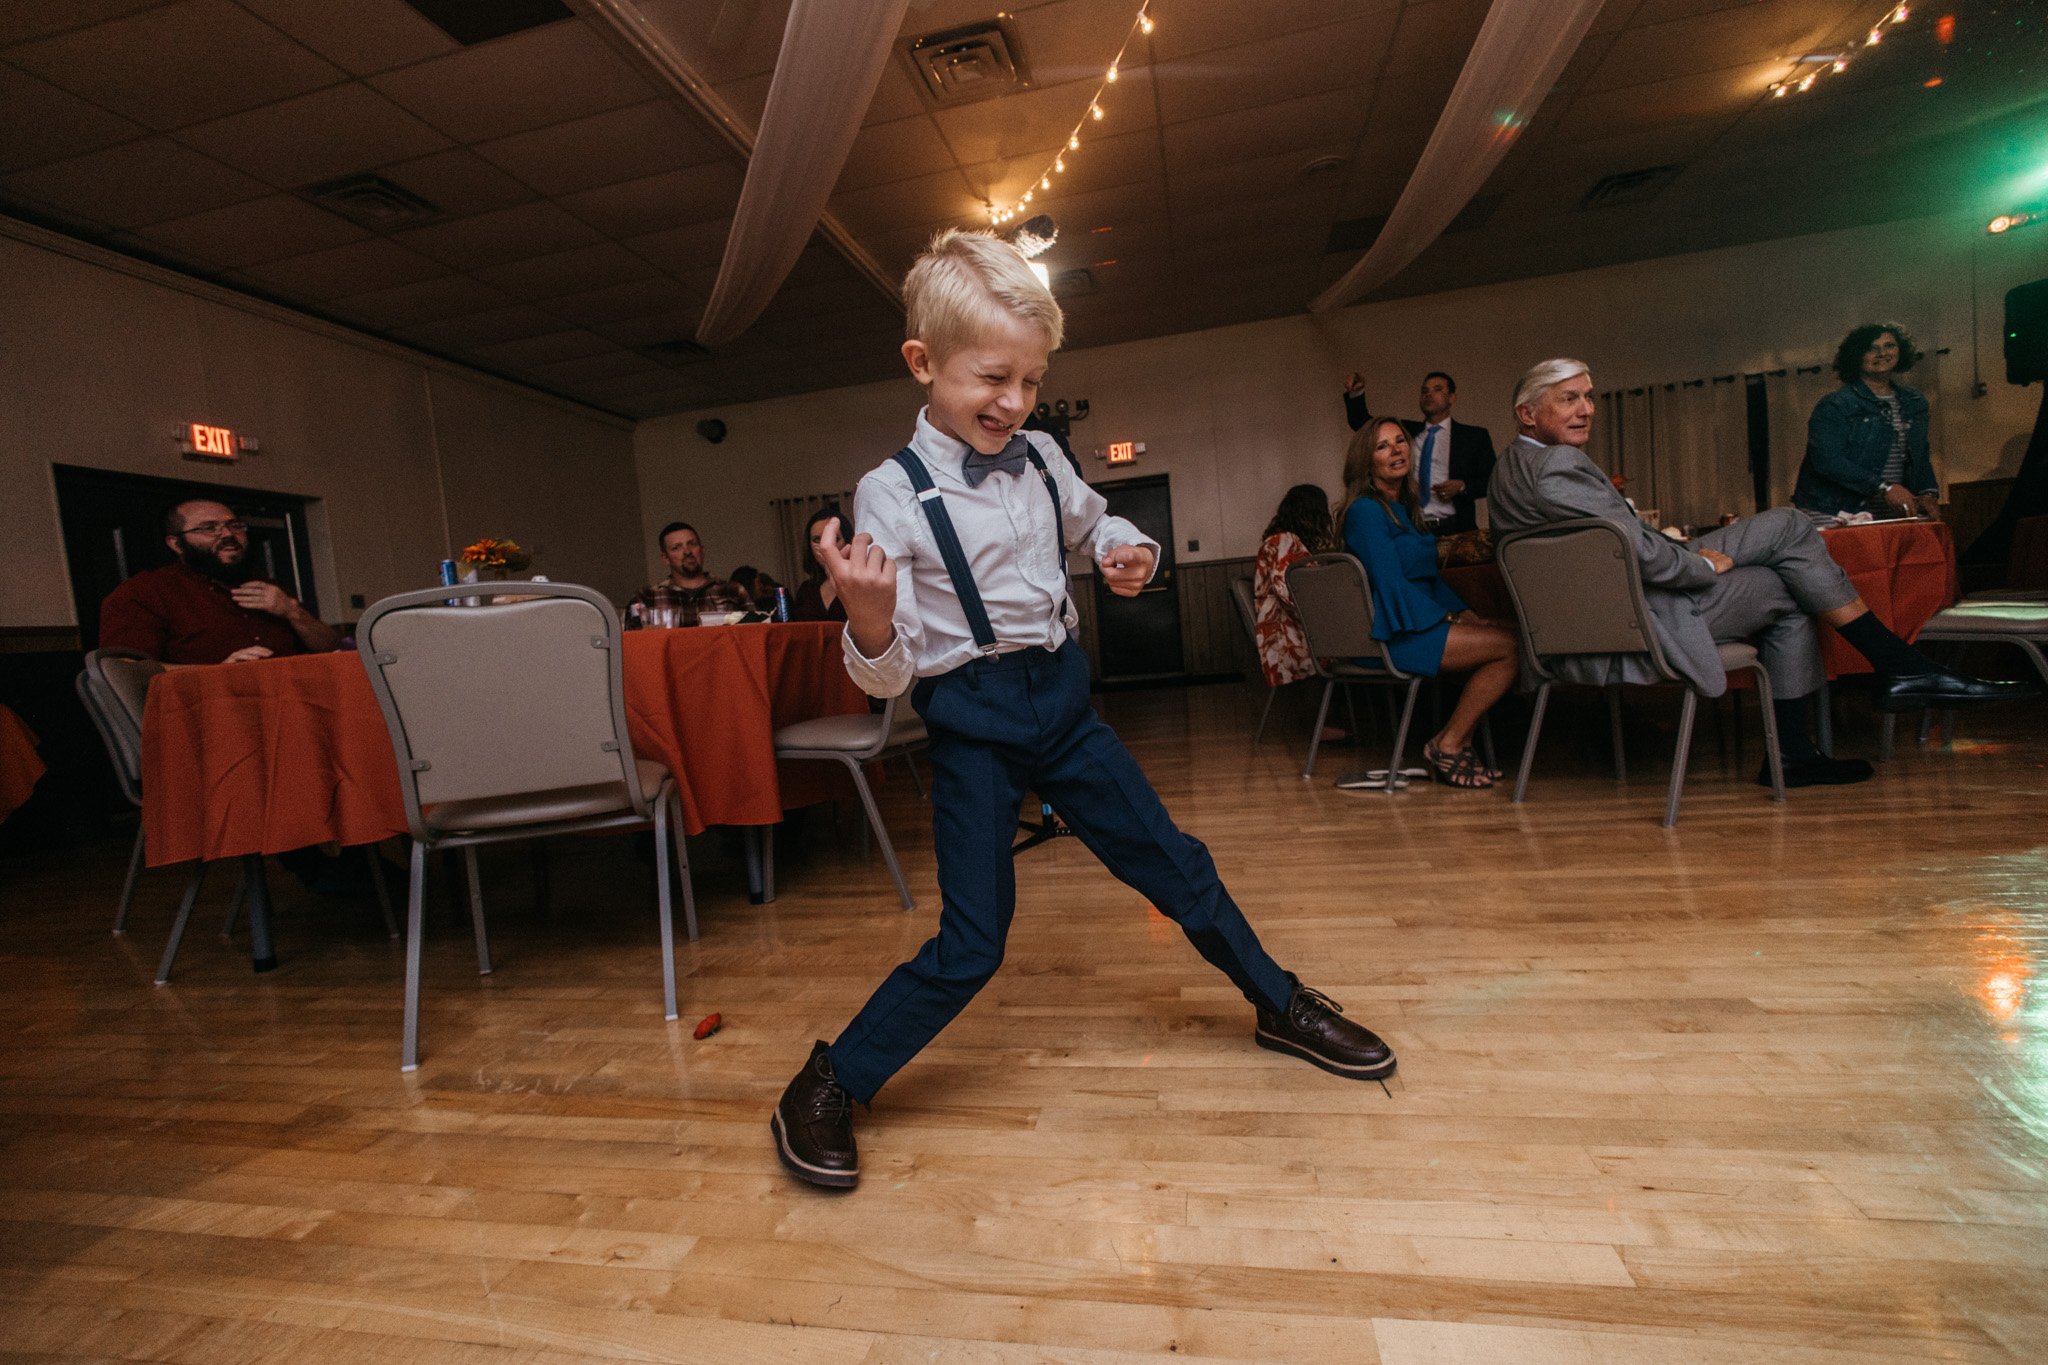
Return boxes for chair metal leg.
[841,755,914,911]
[760,823,775,902]
[1663,691,1700,828]
[155,861,208,985]
[1607,686,1627,782]
[1918,708,1934,745]
[1478,714,1498,776]
[1251,686,1279,746]
[113,823,146,935]
[1752,670,1786,802]
[1513,683,1552,804]
[1386,680,1420,791]
[653,795,679,1021]
[462,846,490,975]
[1302,681,1335,779]
[901,751,927,798]
[401,841,427,1072]
[1342,684,1363,744]
[220,861,247,938]
[669,791,698,943]
[1879,712,1897,763]
[1814,681,1834,757]
[366,846,399,939]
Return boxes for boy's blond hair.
[903,228,1064,357]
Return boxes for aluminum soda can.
[774,586,790,622]
[438,558,458,586]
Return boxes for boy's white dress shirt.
[843,408,1159,698]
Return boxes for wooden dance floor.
[2,684,2045,1361]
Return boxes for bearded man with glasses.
[98,498,338,664]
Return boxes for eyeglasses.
[178,520,248,537]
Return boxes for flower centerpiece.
[459,537,531,579]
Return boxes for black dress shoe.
[1758,754,1873,788]
[1872,670,2043,713]
[771,1040,858,1189]
[1255,976,1396,1080]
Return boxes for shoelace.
[808,1058,853,1122]
[1292,984,1344,1025]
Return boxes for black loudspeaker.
[2007,277,2048,385]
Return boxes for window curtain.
[770,489,856,588]
[1593,383,1751,531]
[1763,369,1840,511]
[1593,388,1658,516]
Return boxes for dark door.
[53,465,319,649]
[1092,474,1183,681]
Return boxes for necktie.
[1418,425,1438,497]
[962,434,1032,488]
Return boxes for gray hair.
[1512,358,1591,416]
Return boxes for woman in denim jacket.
[1793,323,1939,522]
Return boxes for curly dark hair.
[1262,484,1333,550]
[1832,322,1921,385]
[803,504,854,582]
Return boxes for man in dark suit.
[1343,370,1496,535]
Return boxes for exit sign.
[184,422,238,461]
[1105,440,1137,465]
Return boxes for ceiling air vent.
[1579,165,1682,210]
[300,173,443,232]
[641,338,713,364]
[905,19,1028,107]
[400,0,572,46]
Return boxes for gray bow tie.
[961,434,1031,488]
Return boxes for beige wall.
[634,209,2044,574]
[0,225,643,634]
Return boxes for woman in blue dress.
[1339,417,1518,788]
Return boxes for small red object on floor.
[693,1013,721,1039]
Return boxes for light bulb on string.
[1106,64,1118,82]
[1090,103,1104,120]
[1069,134,1080,150]
[1139,11,1153,34]
[1055,157,1065,172]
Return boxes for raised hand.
[817,519,897,656]
[1099,544,1155,598]
[231,582,296,617]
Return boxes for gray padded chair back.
[1286,552,1406,677]
[1229,576,1259,647]
[78,648,161,804]
[1496,519,1677,684]
[358,582,651,843]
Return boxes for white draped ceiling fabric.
[692,0,911,345]
[1310,0,1606,314]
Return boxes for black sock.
[1833,611,1940,678]
[1772,697,1818,761]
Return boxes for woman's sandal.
[1422,740,1495,789]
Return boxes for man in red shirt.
[98,499,338,663]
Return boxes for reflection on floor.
[1,681,2044,1361]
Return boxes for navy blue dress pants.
[827,641,1295,1104]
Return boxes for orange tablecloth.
[1440,518,1958,679]
[0,704,45,825]
[1815,520,1958,676]
[140,622,867,867]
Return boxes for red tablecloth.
[140,622,867,867]
[1440,519,1958,679]
[0,704,45,825]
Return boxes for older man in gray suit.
[1489,358,2032,787]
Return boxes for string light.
[985,5,1154,226]
[1767,2,1915,99]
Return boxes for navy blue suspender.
[891,441,1067,654]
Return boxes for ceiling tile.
[393,304,563,350]
[0,63,145,172]
[232,0,457,76]
[176,83,452,189]
[1001,2,1156,85]
[1552,63,1768,143]
[474,100,725,197]
[242,237,450,298]
[1160,84,1374,174]
[1167,141,1354,217]
[629,0,790,85]
[589,307,707,349]
[139,192,369,268]
[862,63,928,124]
[0,0,161,47]
[934,66,1158,169]
[468,328,615,368]
[368,22,652,143]
[1151,15,1398,127]
[4,0,344,130]
[1586,0,1842,93]
[830,165,982,239]
[331,273,512,327]
[1147,0,1402,63]
[622,218,733,274]
[376,146,537,217]
[836,114,953,194]
[525,350,668,385]
[556,162,746,237]
[542,276,701,327]
[394,199,603,269]
[0,136,266,227]
[471,241,661,298]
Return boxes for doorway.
[1091,473,1183,681]
[53,465,320,650]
